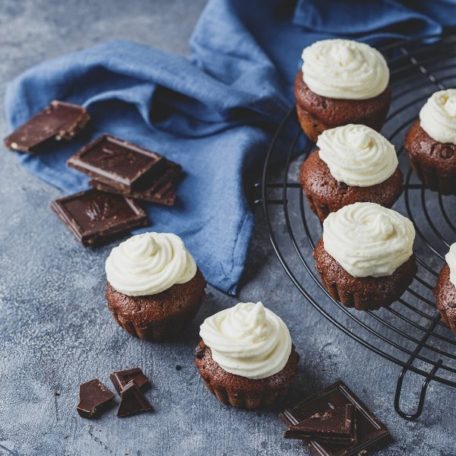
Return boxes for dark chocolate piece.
[117,380,153,418]
[51,189,149,246]
[67,135,166,191]
[90,161,182,206]
[77,379,115,419]
[280,381,390,456]
[110,368,150,395]
[4,101,89,153]
[285,404,356,446]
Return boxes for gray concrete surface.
[0,1,455,455]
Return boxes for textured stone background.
[0,1,455,455]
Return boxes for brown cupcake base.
[106,269,206,341]
[313,240,417,310]
[300,149,403,221]
[194,341,299,410]
[294,71,391,143]
[434,264,456,333]
[405,120,456,195]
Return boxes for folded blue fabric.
[5,0,455,293]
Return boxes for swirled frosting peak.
[200,302,292,380]
[317,124,398,186]
[301,39,389,100]
[105,232,197,296]
[323,202,415,277]
[419,89,456,145]
[445,243,456,287]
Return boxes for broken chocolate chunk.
[280,381,390,456]
[285,404,356,446]
[117,380,153,418]
[51,189,149,246]
[67,135,166,192]
[110,368,150,395]
[4,101,89,153]
[77,379,115,419]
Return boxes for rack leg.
[393,315,442,420]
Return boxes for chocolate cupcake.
[314,202,416,310]
[434,244,456,333]
[300,124,403,221]
[404,90,456,194]
[105,232,206,341]
[296,39,391,142]
[195,302,299,410]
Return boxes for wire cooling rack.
[258,32,456,420]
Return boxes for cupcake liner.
[409,157,456,195]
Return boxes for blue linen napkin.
[5,0,455,294]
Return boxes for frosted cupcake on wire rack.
[105,232,206,341]
[295,39,391,142]
[300,124,403,221]
[195,302,299,409]
[314,202,416,310]
[404,89,456,194]
[434,243,456,333]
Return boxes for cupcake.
[195,302,299,410]
[105,232,206,341]
[434,243,456,333]
[314,202,416,310]
[404,89,456,194]
[295,39,391,142]
[300,124,403,221]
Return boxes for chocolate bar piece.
[77,379,115,419]
[67,135,166,191]
[4,101,89,153]
[285,404,356,446]
[110,368,150,395]
[280,381,390,456]
[90,161,181,206]
[117,380,153,418]
[51,189,149,246]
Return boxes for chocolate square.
[51,189,149,246]
[280,381,390,456]
[110,368,150,395]
[77,379,115,419]
[117,380,153,418]
[4,100,89,153]
[67,135,165,191]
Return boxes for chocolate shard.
[110,368,150,395]
[117,380,153,418]
[284,404,356,445]
[77,379,115,419]
[67,135,167,192]
[51,189,149,247]
[4,101,89,153]
[280,380,390,456]
[90,161,182,206]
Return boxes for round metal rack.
[259,32,456,420]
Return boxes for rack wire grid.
[259,32,456,421]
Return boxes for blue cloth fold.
[5,0,455,293]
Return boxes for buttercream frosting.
[317,124,398,187]
[199,302,292,380]
[445,243,456,287]
[301,39,389,100]
[419,89,456,145]
[322,202,415,277]
[105,232,197,296]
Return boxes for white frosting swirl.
[419,89,456,145]
[301,39,389,100]
[317,124,398,186]
[323,202,415,278]
[445,243,456,287]
[105,232,197,296]
[200,302,292,380]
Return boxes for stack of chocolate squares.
[280,381,390,456]
[4,100,183,247]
